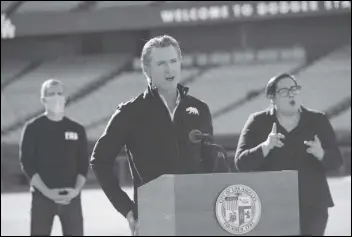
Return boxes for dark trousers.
[30,192,83,236]
[300,206,329,236]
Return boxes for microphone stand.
[201,140,231,173]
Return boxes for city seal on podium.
[215,184,261,235]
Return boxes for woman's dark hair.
[266,73,297,99]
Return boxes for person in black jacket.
[90,35,220,235]
[20,79,89,236]
[234,73,343,236]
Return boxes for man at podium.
[90,35,220,235]
[234,73,343,236]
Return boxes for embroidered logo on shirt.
[186,107,199,115]
[65,131,78,140]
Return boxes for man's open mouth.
[289,100,296,106]
[166,76,175,81]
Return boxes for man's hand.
[53,188,80,205]
[54,189,71,205]
[64,188,80,200]
[126,210,138,236]
[304,135,324,161]
[44,188,70,204]
[30,174,70,204]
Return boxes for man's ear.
[41,97,46,105]
[144,69,152,84]
[146,67,151,79]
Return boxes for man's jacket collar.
[145,83,189,99]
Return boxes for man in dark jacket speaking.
[90,35,219,235]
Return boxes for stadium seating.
[1,54,129,132]
[331,108,351,131]
[298,47,351,111]
[213,47,351,135]
[1,59,30,85]
[2,47,350,141]
[1,126,22,144]
[87,123,108,142]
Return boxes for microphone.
[189,129,231,173]
[189,129,212,143]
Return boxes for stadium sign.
[160,1,351,24]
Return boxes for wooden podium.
[138,171,300,236]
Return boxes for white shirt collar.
[159,93,181,120]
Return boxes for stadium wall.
[2,14,350,61]
[6,1,350,37]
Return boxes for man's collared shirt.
[159,93,181,121]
